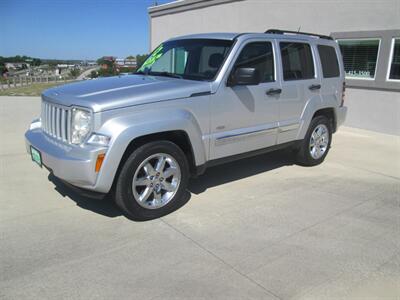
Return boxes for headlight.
[71,108,92,144]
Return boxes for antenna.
[297,26,301,32]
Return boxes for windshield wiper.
[135,70,147,75]
[148,71,183,79]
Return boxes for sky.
[0,0,174,60]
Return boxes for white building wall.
[344,89,400,135]
[150,0,399,49]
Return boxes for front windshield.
[137,39,233,81]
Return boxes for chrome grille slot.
[41,101,70,143]
[56,107,61,138]
[66,109,72,142]
[61,109,66,141]
[51,106,56,136]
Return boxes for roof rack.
[265,29,333,40]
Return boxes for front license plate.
[30,146,42,167]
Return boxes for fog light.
[87,133,111,146]
[29,118,41,130]
[95,154,105,173]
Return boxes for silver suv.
[25,30,347,220]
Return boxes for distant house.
[115,58,137,69]
[5,62,30,70]
[100,56,116,69]
[57,64,78,69]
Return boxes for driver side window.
[234,42,275,82]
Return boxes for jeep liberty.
[25,29,347,220]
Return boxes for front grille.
[41,101,71,143]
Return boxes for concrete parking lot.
[1,96,399,300]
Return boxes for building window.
[234,42,275,82]
[388,38,400,80]
[338,39,380,79]
[317,45,340,78]
[280,42,314,81]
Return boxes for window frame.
[337,37,382,81]
[386,37,400,82]
[227,39,277,85]
[279,41,317,82]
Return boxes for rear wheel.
[295,116,332,166]
[114,141,189,220]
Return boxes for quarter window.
[148,47,188,74]
[234,42,274,82]
[388,38,400,80]
[317,45,340,78]
[338,39,380,79]
[280,42,315,80]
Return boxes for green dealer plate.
[30,146,42,167]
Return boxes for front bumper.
[25,128,107,191]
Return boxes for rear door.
[277,40,322,143]
[316,43,344,109]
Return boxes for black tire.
[295,115,332,166]
[114,141,189,221]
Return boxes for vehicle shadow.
[188,149,294,194]
[48,149,294,219]
[48,174,122,218]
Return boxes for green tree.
[98,68,116,77]
[90,70,98,78]
[96,57,117,77]
[0,62,7,76]
[69,68,80,78]
[32,58,42,66]
[136,54,148,68]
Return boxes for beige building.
[149,0,400,135]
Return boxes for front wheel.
[114,141,189,221]
[295,115,332,166]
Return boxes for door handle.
[309,84,321,91]
[266,88,282,96]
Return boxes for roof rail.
[265,29,333,40]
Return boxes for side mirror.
[228,67,261,87]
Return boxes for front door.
[210,40,280,160]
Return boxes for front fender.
[93,107,206,193]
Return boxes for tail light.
[340,82,345,107]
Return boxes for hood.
[42,75,212,112]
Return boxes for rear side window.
[318,45,340,78]
[280,42,314,80]
[234,42,274,82]
[388,38,400,80]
